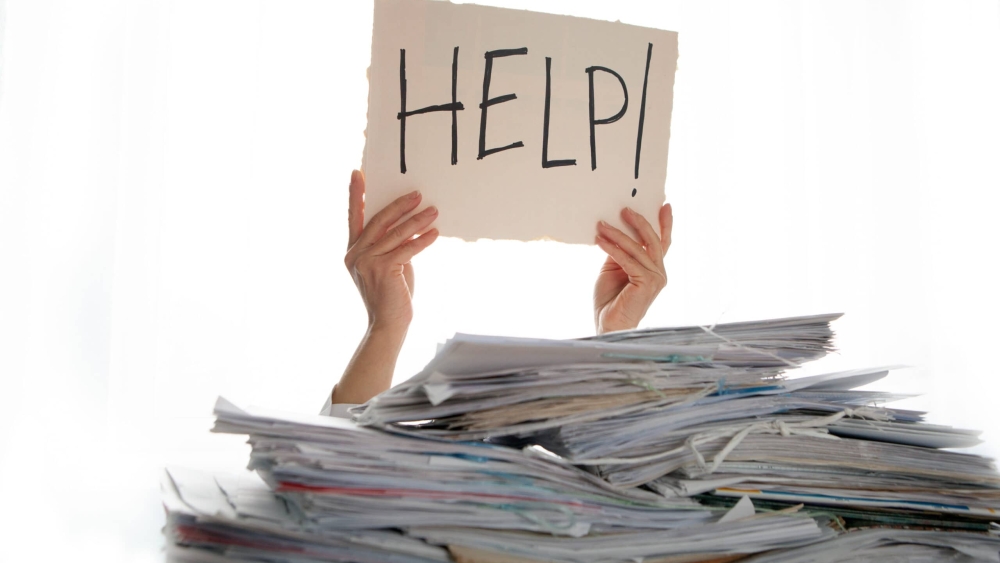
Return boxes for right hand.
[345,170,439,331]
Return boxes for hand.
[593,204,673,334]
[345,170,439,331]
[332,170,438,405]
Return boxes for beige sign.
[363,0,678,245]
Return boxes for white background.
[1,1,998,561]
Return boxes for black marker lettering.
[634,43,653,180]
[478,47,528,160]
[585,66,629,171]
[451,46,459,166]
[398,47,464,174]
[542,57,576,169]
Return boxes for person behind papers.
[322,169,674,416]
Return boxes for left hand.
[344,171,438,332]
[593,204,673,334]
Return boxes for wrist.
[334,320,409,405]
[366,317,410,343]
[596,310,640,335]
[367,305,412,331]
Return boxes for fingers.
[345,176,439,279]
[354,189,423,251]
[348,170,365,249]
[370,205,439,256]
[389,228,439,264]
[597,221,660,272]
[622,207,662,259]
[595,234,647,279]
[659,203,673,256]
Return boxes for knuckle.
[354,254,375,272]
[369,206,396,228]
[366,215,385,232]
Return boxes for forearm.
[331,322,408,404]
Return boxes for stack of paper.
[163,466,451,563]
[741,527,1000,563]
[211,397,710,536]
[183,398,831,562]
[353,313,1000,556]
[356,314,842,441]
[163,313,1000,562]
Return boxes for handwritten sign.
[363,0,678,245]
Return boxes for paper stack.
[163,314,1000,562]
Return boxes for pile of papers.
[164,314,1000,562]
[163,467,452,563]
[170,398,829,562]
[356,314,841,441]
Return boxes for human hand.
[345,170,439,332]
[593,204,673,334]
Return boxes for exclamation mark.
[633,42,653,198]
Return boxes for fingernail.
[624,207,636,215]
[408,190,420,199]
[598,220,610,228]
[423,206,438,216]
[350,170,360,183]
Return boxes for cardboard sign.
[363,0,678,245]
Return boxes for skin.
[332,170,439,404]
[331,169,673,405]
[594,204,673,334]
